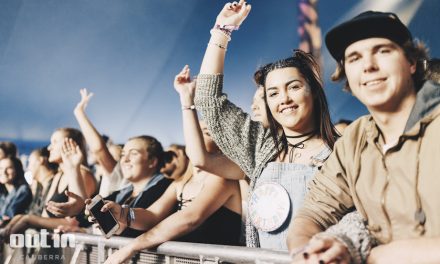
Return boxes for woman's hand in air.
[74,88,94,115]
[174,65,196,105]
[215,0,251,28]
[60,138,83,170]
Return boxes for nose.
[280,89,292,104]
[363,53,379,73]
[251,101,258,112]
[121,153,130,163]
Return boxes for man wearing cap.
[287,11,440,263]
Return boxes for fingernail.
[319,260,324,264]
[303,252,309,259]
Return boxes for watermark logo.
[9,229,75,248]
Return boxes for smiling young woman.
[192,0,339,250]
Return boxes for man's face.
[344,38,416,112]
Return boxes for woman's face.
[251,86,269,128]
[161,146,188,180]
[0,158,16,185]
[47,130,65,164]
[27,152,41,178]
[120,139,153,182]
[199,121,219,153]
[265,67,315,134]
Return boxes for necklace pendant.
[414,209,426,225]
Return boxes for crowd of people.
[1,1,440,263]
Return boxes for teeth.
[365,79,383,86]
[281,107,295,113]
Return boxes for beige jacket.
[296,81,440,244]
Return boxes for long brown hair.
[254,50,339,155]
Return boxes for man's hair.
[331,39,430,92]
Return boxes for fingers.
[80,88,94,100]
[101,201,117,212]
[306,236,332,254]
[62,138,78,154]
[46,204,65,217]
[65,190,83,201]
[237,1,251,21]
[318,243,350,264]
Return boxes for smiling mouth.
[280,106,297,114]
[363,78,387,87]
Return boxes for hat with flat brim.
[325,11,413,61]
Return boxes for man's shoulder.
[341,115,372,141]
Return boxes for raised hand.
[60,138,83,169]
[46,191,86,217]
[215,0,252,28]
[74,88,94,115]
[174,65,196,105]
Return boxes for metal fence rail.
[70,233,291,264]
[2,233,291,264]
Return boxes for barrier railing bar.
[71,233,291,264]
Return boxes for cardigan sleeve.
[194,74,276,179]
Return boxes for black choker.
[287,133,316,162]
[285,131,315,139]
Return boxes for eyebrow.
[266,78,302,91]
[345,42,397,60]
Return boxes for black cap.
[325,11,413,61]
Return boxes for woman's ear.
[148,158,158,169]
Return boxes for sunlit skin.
[265,67,315,136]
[344,38,416,113]
[47,130,65,164]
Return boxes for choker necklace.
[285,130,315,139]
[287,133,316,162]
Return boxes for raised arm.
[174,65,244,180]
[199,0,251,74]
[73,88,116,174]
[194,1,277,178]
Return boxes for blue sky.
[1,0,439,151]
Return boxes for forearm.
[65,166,87,199]
[180,93,209,168]
[130,210,201,251]
[287,217,324,251]
[199,30,228,74]
[128,208,164,231]
[11,215,68,233]
[74,110,116,174]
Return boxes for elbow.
[187,155,208,170]
[181,211,204,232]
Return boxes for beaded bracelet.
[208,42,227,51]
[210,28,231,42]
[182,105,196,110]
[214,24,240,31]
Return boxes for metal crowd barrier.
[2,233,292,264]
